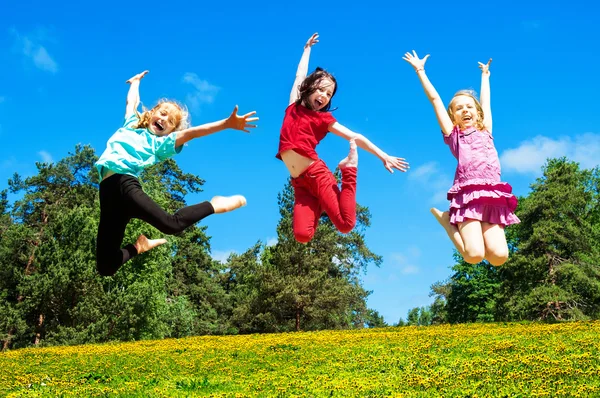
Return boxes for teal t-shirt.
[96,114,183,179]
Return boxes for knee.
[487,248,509,266]
[463,246,485,264]
[338,223,355,234]
[294,229,315,244]
[96,251,120,277]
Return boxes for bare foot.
[134,234,167,255]
[211,195,247,214]
[338,139,358,169]
[430,207,449,226]
[430,207,465,253]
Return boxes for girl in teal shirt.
[95,71,258,276]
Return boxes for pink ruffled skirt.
[447,179,520,227]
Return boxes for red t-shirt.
[276,103,337,160]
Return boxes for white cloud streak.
[500,133,600,175]
[182,73,220,113]
[38,151,53,164]
[11,29,58,73]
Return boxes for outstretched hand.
[478,58,492,75]
[383,155,410,173]
[225,106,259,133]
[126,70,149,84]
[402,50,430,71]
[305,33,319,49]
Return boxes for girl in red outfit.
[277,33,410,243]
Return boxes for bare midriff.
[280,149,316,178]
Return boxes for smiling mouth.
[315,99,323,107]
[153,121,165,132]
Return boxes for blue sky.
[2,0,599,324]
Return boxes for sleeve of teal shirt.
[155,134,183,161]
[123,114,140,128]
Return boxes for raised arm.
[478,58,492,133]
[289,33,319,105]
[403,51,453,136]
[329,122,409,173]
[175,106,258,147]
[125,70,149,119]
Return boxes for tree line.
[1,146,598,349]
[0,145,382,349]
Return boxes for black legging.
[96,173,214,276]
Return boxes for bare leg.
[134,234,168,255]
[482,222,509,266]
[210,195,247,214]
[457,219,486,264]
[431,208,465,254]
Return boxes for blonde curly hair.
[447,90,485,131]
[134,99,190,132]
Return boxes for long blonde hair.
[447,90,485,131]
[134,99,190,131]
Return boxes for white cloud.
[182,73,220,112]
[389,250,420,275]
[38,151,53,164]
[407,161,452,205]
[400,265,419,275]
[266,237,278,246]
[11,29,58,74]
[211,249,236,263]
[501,133,600,175]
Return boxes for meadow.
[2,322,599,397]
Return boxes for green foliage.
[405,306,432,326]
[0,146,382,348]
[226,175,382,333]
[430,157,600,323]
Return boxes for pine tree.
[228,176,382,333]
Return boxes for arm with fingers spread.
[403,51,454,136]
[289,33,319,105]
[479,59,492,133]
[175,106,258,147]
[329,122,409,173]
[125,70,148,119]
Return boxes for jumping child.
[95,70,258,276]
[278,33,409,243]
[403,51,519,266]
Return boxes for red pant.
[291,160,357,243]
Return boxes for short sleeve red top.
[276,103,336,160]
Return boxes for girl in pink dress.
[403,51,519,266]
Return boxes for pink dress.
[444,126,520,227]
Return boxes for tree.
[228,176,382,333]
[497,158,600,321]
[0,146,230,348]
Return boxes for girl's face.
[306,78,335,111]
[451,95,479,129]
[148,103,179,136]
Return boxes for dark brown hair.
[296,67,338,112]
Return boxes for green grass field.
[2,322,599,397]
